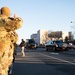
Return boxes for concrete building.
[30,30,72,45]
[30,30,48,45]
[31,34,38,43]
[37,30,48,45]
[48,31,72,41]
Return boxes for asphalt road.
[12,47,75,75]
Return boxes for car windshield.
[53,40,63,44]
[29,40,35,43]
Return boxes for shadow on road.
[12,62,52,75]
[12,62,75,75]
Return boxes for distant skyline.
[0,0,75,43]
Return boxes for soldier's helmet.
[1,6,11,17]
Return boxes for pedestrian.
[19,39,25,57]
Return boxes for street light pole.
[70,21,75,29]
[71,21,75,24]
[70,21,75,40]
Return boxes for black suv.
[45,40,68,51]
[26,39,37,49]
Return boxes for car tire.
[52,47,56,51]
[46,47,48,51]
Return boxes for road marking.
[40,53,75,65]
[50,52,59,55]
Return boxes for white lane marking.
[40,53,75,65]
[50,52,59,55]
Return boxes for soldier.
[8,31,18,75]
[0,6,23,75]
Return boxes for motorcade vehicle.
[45,40,68,51]
[25,39,37,49]
[65,42,75,50]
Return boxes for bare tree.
[41,31,49,44]
[65,36,69,42]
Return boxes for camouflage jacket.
[0,15,23,75]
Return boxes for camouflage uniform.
[0,6,23,75]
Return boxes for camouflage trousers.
[0,68,8,75]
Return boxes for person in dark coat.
[19,39,25,57]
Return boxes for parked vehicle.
[66,42,75,49]
[26,39,37,49]
[45,40,68,51]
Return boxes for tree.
[41,31,49,44]
[65,36,69,42]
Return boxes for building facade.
[48,31,72,41]
[31,30,72,45]
[31,30,48,45]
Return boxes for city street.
[12,47,75,75]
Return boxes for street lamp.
[70,21,75,40]
[70,21,75,29]
[70,21,75,24]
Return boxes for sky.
[0,0,75,43]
